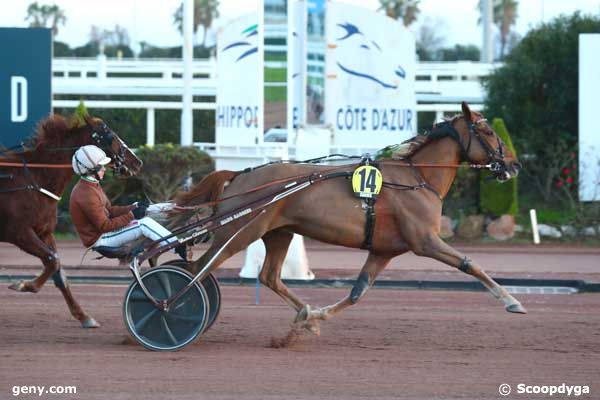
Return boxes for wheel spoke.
[134,307,159,333]
[157,272,172,298]
[161,315,178,345]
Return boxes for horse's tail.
[174,170,240,207]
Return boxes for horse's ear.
[82,113,94,127]
[461,101,473,122]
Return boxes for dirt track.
[1,284,598,400]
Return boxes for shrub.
[443,167,480,218]
[132,144,214,202]
[479,118,518,217]
[482,13,600,203]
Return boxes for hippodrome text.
[216,105,259,128]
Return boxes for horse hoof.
[294,305,310,323]
[303,320,320,336]
[81,317,100,328]
[8,281,23,291]
[8,280,33,292]
[506,303,527,314]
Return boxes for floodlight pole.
[481,0,493,63]
[181,0,194,146]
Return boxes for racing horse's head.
[455,102,521,182]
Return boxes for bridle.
[424,116,508,178]
[90,121,132,175]
[463,118,506,173]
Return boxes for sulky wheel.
[123,266,209,351]
[159,260,222,331]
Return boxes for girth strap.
[361,197,376,250]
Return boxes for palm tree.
[25,2,66,36]
[173,0,220,47]
[478,0,519,59]
[378,0,420,27]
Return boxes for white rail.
[52,57,495,100]
[51,57,493,147]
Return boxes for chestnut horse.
[176,103,526,334]
[1,114,142,328]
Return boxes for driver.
[69,145,186,260]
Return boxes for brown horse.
[1,114,142,328]
[176,102,526,334]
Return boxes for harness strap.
[0,184,62,201]
[0,157,62,201]
[361,197,376,250]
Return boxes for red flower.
[556,180,564,188]
[562,167,571,175]
[566,176,573,184]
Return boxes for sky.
[0,0,598,53]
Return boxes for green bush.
[482,13,600,204]
[132,144,214,202]
[479,118,518,217]
[442,167,480,218]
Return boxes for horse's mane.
[378,114,464,160]
[383,134,432,159]
[1,114,91,160]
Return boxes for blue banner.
[0,28,51,149]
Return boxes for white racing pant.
[94,217,177,248]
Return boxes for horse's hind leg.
[258,229,306,310]
[297,252,393,322]
[259,229,324,334]
[414,233,526,313]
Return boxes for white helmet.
[72,145,111,175]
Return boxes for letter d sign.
[11,76,28,122]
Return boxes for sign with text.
[215,13,263,146]
[325,2,416,148]
[0,28,51,148]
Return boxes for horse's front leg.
[44,233,99,328]
[296,252,393,323]
[8,229,99,328]
[412,233,526,313]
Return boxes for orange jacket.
[69,178,134,247]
